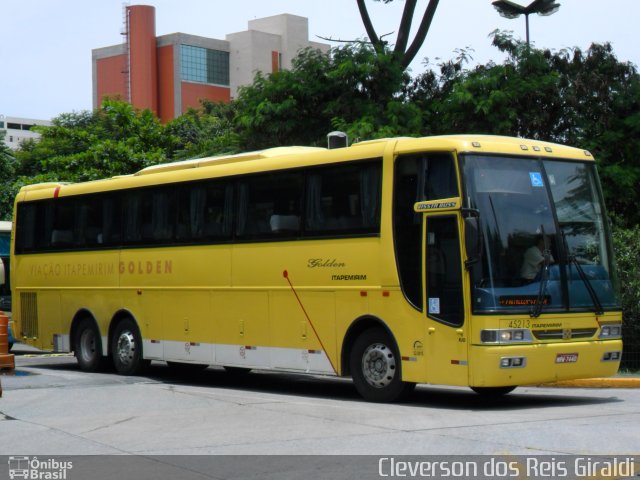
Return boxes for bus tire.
[350,327,415,403]
[111,318,149,375]
[74,318,108,372]
[471,386,517,397]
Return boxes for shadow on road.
[12,354,624,411]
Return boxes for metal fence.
[621,351,640,372]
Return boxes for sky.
[1,0,638,121]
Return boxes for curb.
[539,377,640,388]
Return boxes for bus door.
[418,203,469,386]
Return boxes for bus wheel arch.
[71,310,108,372]
[109,311,149,375]
[341,315,393,377]
[342,316,416,402]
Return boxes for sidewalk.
[540,375,640,388]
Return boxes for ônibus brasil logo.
[8,457,73,480]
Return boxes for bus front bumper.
[468,340,623,388]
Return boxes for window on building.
[180,45,230,86]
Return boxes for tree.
[0,100,178,219]
[14,99,174,182]
[408,32,640,226]
[0,131,16,220]
[357,0,441,69]
[612,224,640,370]
[233,44,420,150]
[165,100,239,159]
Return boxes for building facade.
[0,115,52,150]
[92,5,329,123]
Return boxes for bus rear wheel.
[350,327,415,402]
[74,318,108,372]
[111,318,149,375]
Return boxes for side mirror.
[0,259,5,286]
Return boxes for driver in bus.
[520,235,554,282]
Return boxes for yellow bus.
[11,135,623,401]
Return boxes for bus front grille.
[532,328,597,340]
[20,292,39,338]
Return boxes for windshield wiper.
[568,254,604,316]
[530,225,552,318]
[560,231,604,315]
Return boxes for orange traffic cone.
[0,310,15,371]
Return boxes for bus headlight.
[481,329,532,344]
[599,325,622,339]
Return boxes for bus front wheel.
[350,328,415,402]
[111,318,149,375]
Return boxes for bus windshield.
[461,154,620,314]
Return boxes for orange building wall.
[96,54,127,105]
[157,45,175,123]
[127,5,158,113]
[181,82,231,113]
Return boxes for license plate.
[556,353,579,364]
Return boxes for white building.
[0,115,51,150]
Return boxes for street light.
[492,0,561,47]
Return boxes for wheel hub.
[362,343,396,388]
[116,331,136,366]
[79,329,97,362]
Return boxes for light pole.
[492,0,561,47]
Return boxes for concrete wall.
[92,9,330,119]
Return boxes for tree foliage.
[612,224,640,369]
[0,131,16,220]
[409,32,640,226]
[165,100,239,159]
[1,100,174,219]
[234,44,419,149]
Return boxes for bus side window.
[425,216,464,326]
[16,203,38,253]
[51,199,75,248]
[124,191,144,244]
[305,160,381,235]
[178,181,233,242]
[237,171,303,240]
[424,154,458,200]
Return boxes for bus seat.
[51,230,73,246]
[270,215,299,232]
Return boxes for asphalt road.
[1,353,639,456]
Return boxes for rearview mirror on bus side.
[0,259,5,286]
